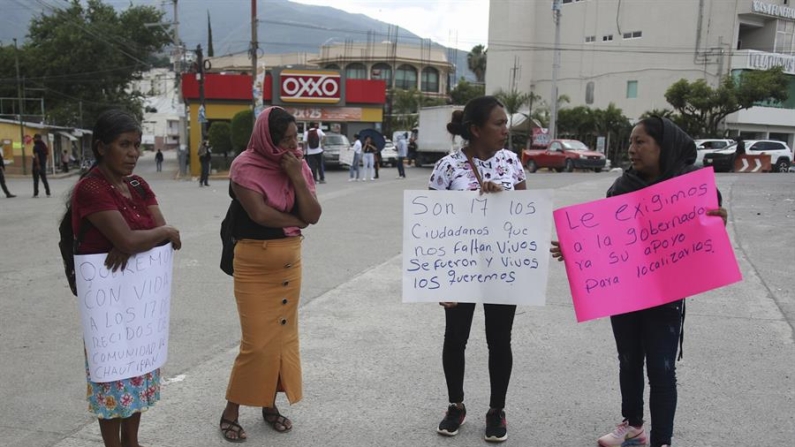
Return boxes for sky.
[289,0,490,51]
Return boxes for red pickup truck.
[521,139,607,173]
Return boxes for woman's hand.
[281,152,305,183]
[550,240,564,262]
[480,181,504,195]
[163,225,182,250]
[439,302,458,309]
[706,207,728,226]
[104,248,131,272]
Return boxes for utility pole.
[172,0,188,177]
[196,44,206,141]
[549,0,562,140]
[251,0,258,122]
[13,38,27,175]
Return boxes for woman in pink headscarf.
[219,107,321,442]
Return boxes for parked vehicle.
[414,105,464,167]
[322,133,350,168]
[521,139,607,173]
[694,139,734,167]
[380,139,398,167]
[703,140,793,173]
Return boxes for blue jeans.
[362,153,375,180]
[396,156,405,177]
[610,300,683,447]
[349,152,361,179]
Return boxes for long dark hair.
[446,96,504,141]
[268,107,296,144]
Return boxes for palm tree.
[467,45,487,83]
[494,88,530,152]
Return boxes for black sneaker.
[437,403,466,436]
[484,409,507,442]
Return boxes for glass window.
[585,81,594,104]
[345,63,367,80]
[371,63,392,87]
[395,64,417,90]
[602,34,613,42]
[585,36,595,43]
[775,20,795,54]
[626,80,638,98]
[421,67,439,93]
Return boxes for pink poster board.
[553,168,742,322]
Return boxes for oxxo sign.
[279,70,342,104]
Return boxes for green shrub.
[230,109,254,154]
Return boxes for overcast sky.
[290,0,490,51]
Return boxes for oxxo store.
[181,68,385,176]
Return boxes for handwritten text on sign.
[553,168,741,322]
[403,190,554,305]
[76,245,174,382]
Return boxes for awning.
[57,131,78,141]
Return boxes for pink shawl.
[229,106,316,236]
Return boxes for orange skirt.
[226,237,303,407]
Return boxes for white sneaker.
[597,420,647,446]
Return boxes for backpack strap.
[126,177,148,200]
[462,149,485,190]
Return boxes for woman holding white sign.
[551,116,727,447]
[429,95,526,442]
[64,109,182,447]
[219,106,321,442]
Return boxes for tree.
[207,10,214,57]
[231,109,254,154]
[665,67,789,137]
[9,0,172,128]
[208,121,232,155]
[467,45,487,83]
[494,88,530,152]
[450,77,485,105]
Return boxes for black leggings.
[442,303,516,409]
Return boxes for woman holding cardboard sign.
[551,116,727,447]
[428,96,526,443]
[61,109,182,447]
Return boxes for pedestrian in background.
[62,109,182,447]
[349,133,362,182]
[0,147,16,198]
[395,132,408,178]
[362,136,377,181]
[155,149,164,172]
[199,140,212,187]
[551,116,728,447]
[303,122,326,184]
[219,106,321,442]
[61,149,70,173]
[429,96,526,443]
[32,133,51,197]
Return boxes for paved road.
[0,151,793,446]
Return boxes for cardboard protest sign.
[553,168,741,322]
[403,190,554,305]
[75,245,174,382]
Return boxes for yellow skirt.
[226,237,303,407]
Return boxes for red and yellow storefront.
[182,69,386,176]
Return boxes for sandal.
[262,407,292,433]
[219,416,247,443]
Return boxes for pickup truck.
[521,139,607,173]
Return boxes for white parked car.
[694,139,734,167]
[702,140,793,173]
[380,139,398,167]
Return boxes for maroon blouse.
[71,169,159,255]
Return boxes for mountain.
[0,0,476,82]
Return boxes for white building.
[130,68,183,151]
[487,0,795,146]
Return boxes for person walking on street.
[32,134,52,197]
[155,149,164,172]
[429,96,527,443]
[349,133,362,181]
[303,122,326,184]
[551,116,728,447]
[0,147,16,198]
[199,140,212,186]
[396,133,408,178]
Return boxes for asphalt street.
[0,151,793,447]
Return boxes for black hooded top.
[606,117,722,206]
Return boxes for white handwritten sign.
[76,245,174,383]
[403,190,554,305]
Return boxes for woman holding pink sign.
[429,95,526,443]
[552,116,727,447]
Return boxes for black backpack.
[307,128,320,149]
[59,174,147,295]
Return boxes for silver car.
[322,133,350,168]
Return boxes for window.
[585,36,596,43]
[585,81,594,104]
[626,80,638,99]
[345,63,366,79]
[602,34,613,42]
[371,63,392,87]
[622,31,642,39]
[395,64,417,90]
[421,67,439,93]
[775,20,794,54]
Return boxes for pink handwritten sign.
[553,168,741,322]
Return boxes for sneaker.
[6,194,16,198]
[437,403,466,436]
[597,420,647,446]
[484,409,507,442]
